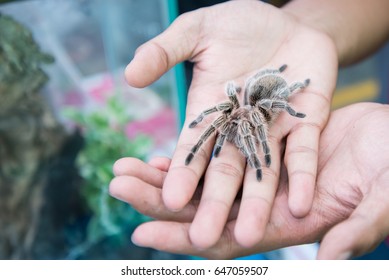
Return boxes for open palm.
[110,102,389,259]
[124,0,337,248]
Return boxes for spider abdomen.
[245,75,288,106]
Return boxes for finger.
[317,171,389,259]
[132,221,195,255]
[130,188,306,259]
[113,157,165,187]
[234,135,281,247]
[125,12,203,88]
[162,138,215,211]
[274,67,333,218]
[162,92,226,211]
[132,220,248,259]
[278,84,331,218]
[109,175,196,222]
[159,79,234,211]
[148,156,172,172]
[284,122,320,217]
[131,218,284,259]
[189,143,245,249]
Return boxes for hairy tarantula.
[185,64,310,181]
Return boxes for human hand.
[125,0,337,248]
[110,102,389,259]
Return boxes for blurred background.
[0,0,186,260]
[0,0,388,260]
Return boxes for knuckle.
[178,143,211,164]
[290,121,322,135]
[148,40,171,70]
[169,165,201,185]
[288,170,316,181]
[207,161,244,179]
[260,167,278,182]
[284,144,318,166]
[288,144,318,156]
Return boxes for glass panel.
[0,0,185,259]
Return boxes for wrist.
[282,0,389,67]
[281,1,343,65]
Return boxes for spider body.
[186,64,310,181]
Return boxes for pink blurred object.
[125,107,178,145]
[88,75,115,104]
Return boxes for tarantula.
[185,64,310,181]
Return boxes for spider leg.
[289,79,310,93]
[250,68,284,80]
[238,120,263,181]
[250,111,271,167]
[226,81,241,109]
[278,64,287,72]
[213,122,231,157]
[247,65,287,86]
[258,99,306,118]
[235,134,249,158]
[185,115,226,165]
[188,102,232,128]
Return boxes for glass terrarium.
[0,0,186,259]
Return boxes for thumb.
[317,170,389,259]
[125,12,203,88]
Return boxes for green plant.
[64,95,152,243]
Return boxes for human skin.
[110,102,389,259]
[114,0,389,256]
[283,0,389,67]
[123,0,338,249]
